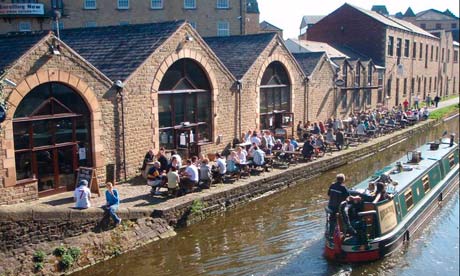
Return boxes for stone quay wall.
[153,119,441,226]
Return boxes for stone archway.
[2,69,104,188]
[255,54,297,129]
[150,49,220,149]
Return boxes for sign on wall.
[0,3,44,15]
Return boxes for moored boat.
[324,134,459,263]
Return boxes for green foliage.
[67,247,81,260]
[429,104,459,120]
[33,250,46,263]
[58,253,74,271]
[53,246,67,257]
[190,199,204,215]
[112,246,122,257]
[33,262,44,272]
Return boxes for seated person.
[314,135,326,153]
[290,137,299,150]
[167,156,180,172]
[250,146,265,167]
[272,139,283,151]
[167,166,180,197]
[141,149,155,171]
[215,153,227,180]
[147,161,163,195]
[180,160,199,193]
[227,151,241,174]
[74,179,91,209]
[340,195,363,236]
[373,182,389,203]
[301,138,315,159]
[199,158,213,189]
[279,139,295,161]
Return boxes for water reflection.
[74,118,459,276]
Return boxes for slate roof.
[60,21,184,81]
[404,7,416,17]
[346,4,437,38]
[285,39,348,58]
[204,33,276,79]
[300,15,325,29]
[332,44,372,62]
[0,32,49,73]
[260,21,282,32]
[292,52,325,76]
[371,5,389,16]
[416,9,459,20]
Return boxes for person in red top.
[403,99,409,111]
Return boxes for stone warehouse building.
[0,0,260,37]
[307,3,460,108]
[1,20,348,204]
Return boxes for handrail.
[358,210,377,217]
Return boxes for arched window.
[13,82,91,195]
[158,58,212,150]
[259,61,291,130]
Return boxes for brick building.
[0,0,260,37]
[287,38,384,115]
[398,8,459,32]
[0,21,326,204]
[307,3,460,108]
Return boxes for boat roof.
[353,138,457,194]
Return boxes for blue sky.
[257,0,460,39]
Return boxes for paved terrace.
[4,97,458,212]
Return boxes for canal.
[75,117,459,276]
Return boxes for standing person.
[434,95,441,108]
[74,179,91,209]
[403,99,409,111]
[413,94,420,109]
[104,182,121,225]
[327,173,350,214]
[157,148,169,173]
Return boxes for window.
[387,78,392,97]
[442,48,445,62]
[447,50,450,63]
[422,175,430,194]
[119,21,129,26]
[396,78,400,97]
[429,77,432,91]
[84,0,96,9]
[51,0,63,10]
[355,65,361,86]
[404,189,414,211]
[18,21,31,32]
[260,62,291,130]
[436,46,439,61]
[404,39,409,57]
[452,23,457,29]
[430,45,434,61]
[412,42,417,58]
[151,0,163,9]
[158,59,212,149]
[184,0,196,9]
[387,36,394,56]
[13,83,92,192]
[403,78,407,95]
[420,23,426,29]
[85,21,97,27]
[216,0,229,9]
[435,23,442,29]
[419,43,423,59]
[423,77,427,96]
[396,38,402,57]
[411,77,415,94]
[217,21,229,36]
[454,50,459,63]
[341,89,347,109]
[378,71,384,103]
[448,153,455,169]
[118,0,129,9]
[434,77,437,91]
[425,45,428,68]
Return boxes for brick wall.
[307,56,336,122]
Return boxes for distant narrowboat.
[324,135,459,263]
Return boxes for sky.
[257,0,460,39]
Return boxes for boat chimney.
[450,133,455,147]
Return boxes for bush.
[34,262,44,272]
[58,253,74,271]
[67,247,81,260]
[33,250,46,263]
[53,246,67,257]
[190,200,204,215]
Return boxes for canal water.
[75,118,459,276]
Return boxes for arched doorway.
[259,61,292,133]
[13,82,92,196]
[158,58,212,156]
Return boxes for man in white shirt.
[171,150,182,168]
[215,153,227,176]
[74,180,91,209]
[250,131,261,146]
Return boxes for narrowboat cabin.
[324,136,459,263]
